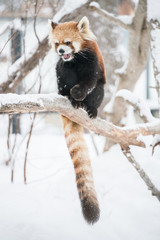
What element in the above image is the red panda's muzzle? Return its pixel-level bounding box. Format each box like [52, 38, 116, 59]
[63, 54, 71, 60]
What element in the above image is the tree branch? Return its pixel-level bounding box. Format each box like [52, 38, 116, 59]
[0, 36, 49, 93]
[0, 93, 160, 148]
[122, 147, 160, 201]
[89, 1, 134, 31]
[116, 89, 155, 123]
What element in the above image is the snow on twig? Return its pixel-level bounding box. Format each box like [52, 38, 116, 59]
[90, 1, 134, 30]
[116, 89, 155, 122]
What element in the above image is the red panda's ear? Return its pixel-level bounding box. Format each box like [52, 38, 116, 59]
[48, 19, 58, 30]
[77, 16, 96, 41]
[77, 16, 89, 34]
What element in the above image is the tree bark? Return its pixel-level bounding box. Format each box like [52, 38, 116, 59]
[108, 0, 150, 126]
[91, 0, 150, 150]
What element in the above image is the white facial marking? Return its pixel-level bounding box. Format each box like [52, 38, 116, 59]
[55, 39, 59, 44]
[57, 44, 73, 61]
[57, 45, 72, 54]
[64, 38, 71, 43]
[72, 41, 81, 53]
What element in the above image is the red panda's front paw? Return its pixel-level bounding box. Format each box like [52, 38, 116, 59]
[68, 96, 81, 109]
[87, 106, 97, 118]
[70, 84, 87, 101]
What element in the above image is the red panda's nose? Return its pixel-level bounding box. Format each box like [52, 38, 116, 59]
[59, 49, 65, 54]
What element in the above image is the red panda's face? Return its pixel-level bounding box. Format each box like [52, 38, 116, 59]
[48, 17, 96, 62]
[49, 22, 83, 62]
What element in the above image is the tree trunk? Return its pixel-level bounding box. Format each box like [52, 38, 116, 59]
[104, 0, 150, 150]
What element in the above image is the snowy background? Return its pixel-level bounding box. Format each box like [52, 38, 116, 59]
[0, 0, 160, 239]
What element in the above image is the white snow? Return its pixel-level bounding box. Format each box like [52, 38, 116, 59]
[0, 127, 160, 240]
[0, 4, 5, 13]
[115, 58, 128, 75]
[90, 1, 100, 9]
[12, 18, 22, 31]
[0, 1, 160, 238]
[116, 89, 155, 122]
[117, 15, 134, 25]
[147, 0, 160, 21]
[0, 93, 45, 107]
[150, 23, 160, 76]
[53, 0, 88, 22]
[90, 1, 134, 25]
[0, 22, 10, 36]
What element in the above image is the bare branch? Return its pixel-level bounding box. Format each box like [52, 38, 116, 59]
[0, 36, 49, 93]
[89, 1, 133, 31]
[0, 31, 17, 55]
[0, 22, 10, 36]
[0, 93, 160, 148]
[122, 147, 160, 201]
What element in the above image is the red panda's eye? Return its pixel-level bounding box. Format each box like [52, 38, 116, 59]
[55, 42, 59, 47]
[66, 41, 71, 45]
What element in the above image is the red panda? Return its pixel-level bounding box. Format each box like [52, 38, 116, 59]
[49, 16, 106, 224]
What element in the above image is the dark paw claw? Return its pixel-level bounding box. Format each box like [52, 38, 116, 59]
[87, 107, 97, 118]
[68, 97, 81, 109]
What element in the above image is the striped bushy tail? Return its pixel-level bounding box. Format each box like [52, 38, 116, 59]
[61, 116, 100, 224]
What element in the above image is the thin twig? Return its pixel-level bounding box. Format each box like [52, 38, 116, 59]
[90, 133, 99, 156]
[22, 0, 29, 60]
[24, 113, 37, 184]
[33, 0, 40, 45]
[24, 60, 42, 184]
[122, 146, 160, 201]
[6, 115, 12, 165]
[152, 141, 160, 155]
[0, 31, 16, 55]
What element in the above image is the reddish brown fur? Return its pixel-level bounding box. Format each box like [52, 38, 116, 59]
[49, 18, 103, 224]
[82, 40, 106, 80]
[61, 116, 100, 224]
[49, 21, 106, 80]
[49, 21, 84, 52]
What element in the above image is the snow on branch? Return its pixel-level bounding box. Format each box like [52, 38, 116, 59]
[0, 36, 49, 93]
[0, 92, 160, 148]
[116, 89, 160, 201]
[116, 89, 155, 122]
[1, 92, 160, 201]
[89, 1, 134, 30]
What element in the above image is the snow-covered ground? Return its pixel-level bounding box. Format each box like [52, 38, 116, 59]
[1, 1, 160, 239]
[0, 117, 160, 240]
